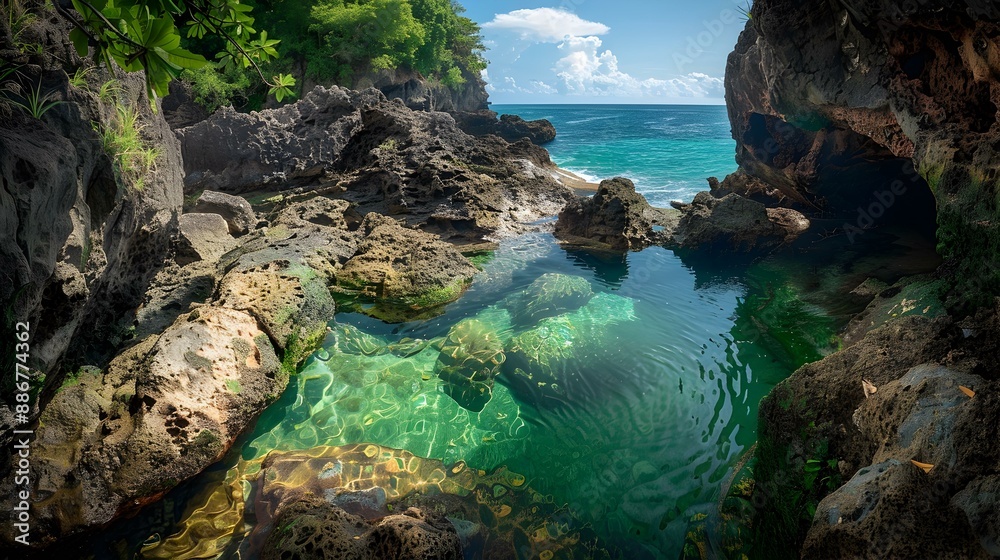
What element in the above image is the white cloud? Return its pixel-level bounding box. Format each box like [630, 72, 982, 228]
[482, 69, 557, 96]
[554, 36, 724, 98]
[483, 8, 610, 43]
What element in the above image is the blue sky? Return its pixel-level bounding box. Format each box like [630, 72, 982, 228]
[461, 1, 751, 105]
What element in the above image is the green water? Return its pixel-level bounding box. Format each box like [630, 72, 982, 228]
[121, 230, 862, 560]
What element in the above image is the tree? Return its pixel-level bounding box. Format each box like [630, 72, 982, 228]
[54, 0, 296, 102]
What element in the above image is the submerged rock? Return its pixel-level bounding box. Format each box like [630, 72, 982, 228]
[502, 272, 594, 327]
[435, 319, 506, 412]
[261, 498, 463, 560]
[500, 293, 637, 406]
[554, 177, 675, 251]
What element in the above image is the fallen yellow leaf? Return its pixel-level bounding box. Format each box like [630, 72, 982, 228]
[862, 379, 878, 399]
[911, 460, 934, 474]
[959, 386, 976, 398]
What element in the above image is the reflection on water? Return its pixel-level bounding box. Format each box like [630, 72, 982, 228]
[92, 230, 911, 560]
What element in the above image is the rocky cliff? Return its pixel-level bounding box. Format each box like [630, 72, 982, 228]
[724, 1, 1000, 557]
[0, 18, 184, 423]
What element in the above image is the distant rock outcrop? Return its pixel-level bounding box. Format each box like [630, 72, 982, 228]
[177, 86, 572, 243]
[554, 177, 675, 251]
[453, 110, 557, 144]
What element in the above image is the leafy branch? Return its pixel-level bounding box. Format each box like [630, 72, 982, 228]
[54, 0, 296, 104]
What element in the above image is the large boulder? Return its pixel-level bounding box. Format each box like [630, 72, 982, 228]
[15, 306, 283, 546]
[335, 213, 480, 320]
[554, 177, 674, 251]
[670, 192, 809, 253]
[174, 213, 235, 265]
[191, 190, 256, 236]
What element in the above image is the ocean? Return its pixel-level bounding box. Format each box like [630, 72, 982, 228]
[491, 104, 737, 206]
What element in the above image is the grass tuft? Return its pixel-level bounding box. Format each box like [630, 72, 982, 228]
[96, 103, 160, 191]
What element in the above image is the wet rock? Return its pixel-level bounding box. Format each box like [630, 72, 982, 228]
[554, 177, 673, 251]
[191, 190, 256, 236]
[502, 273, 594, 327]
[435, 319, 505, 412]
[16, 307, 283, 546]
[175, 213, 235, 265]
[261, 498, 462, 560]
[335, 214, 480, 319]
[670, 192, 809, 253]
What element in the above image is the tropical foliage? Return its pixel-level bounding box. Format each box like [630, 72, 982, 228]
[182, 0, 485, 109]
[51, 0, 296, 103]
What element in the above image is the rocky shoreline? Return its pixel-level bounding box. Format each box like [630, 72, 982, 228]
[2, 1, 1000, 558]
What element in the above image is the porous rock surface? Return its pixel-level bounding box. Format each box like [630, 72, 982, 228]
[177, 86, 572, 242]
[722, 2, 1000, 555]
[453, 109, 557, 144]
[0, 196, 480, 547]
[554, 177, 676, 251]
[670, 192, 810, 253]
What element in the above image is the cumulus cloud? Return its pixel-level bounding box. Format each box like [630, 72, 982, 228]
[554, 36, 724, 98]
[483, 8, 610, 43]
[484, 72, 558, 96]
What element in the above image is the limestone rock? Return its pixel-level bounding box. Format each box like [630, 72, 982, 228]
[554, 177, 673, 251]
[175, 213, 235, 265]
[336, 214, 479, 313]
[15, 307, 282, 546]
[192, 190, 256, 236]
[671, 192, 809, 253]
[177, 86, 572, 243]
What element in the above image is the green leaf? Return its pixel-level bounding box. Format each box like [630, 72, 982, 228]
[70, 28, 90, 57]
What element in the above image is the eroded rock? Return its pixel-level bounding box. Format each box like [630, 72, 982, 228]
[554, 177, 674, 251]
[671, 192, 809, 253]
[192, 190, 256, 236]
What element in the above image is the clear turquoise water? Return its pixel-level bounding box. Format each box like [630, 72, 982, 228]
[491, 104, 736, 206]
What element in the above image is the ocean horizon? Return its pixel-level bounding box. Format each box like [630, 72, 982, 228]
[492, 103, 737, 207]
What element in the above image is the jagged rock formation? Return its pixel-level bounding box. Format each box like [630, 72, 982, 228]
[0, 27, 184, 408]
[724, 1, 1000, 557]
[453, 110, 557, 144]
[177, 86, 572, 242]
[554, 177, 676, 251]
